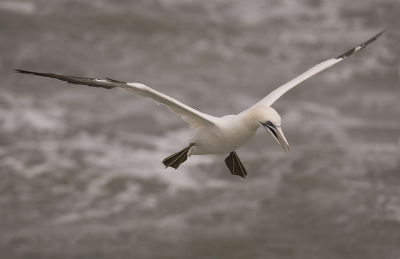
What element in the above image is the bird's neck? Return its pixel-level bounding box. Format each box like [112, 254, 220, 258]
[217, 111, 260, 136]
[236, 110, 262, 130]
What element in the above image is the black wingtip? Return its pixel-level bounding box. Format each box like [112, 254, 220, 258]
[360, 27, 389, 47]
[377, 27, 390, 37]
[106, 77, 127, 84]
[14, 69, 48, 76]
[335, 28, 389, 60]
[14, 69, 31, 74]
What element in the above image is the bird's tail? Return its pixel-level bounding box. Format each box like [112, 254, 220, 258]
[162, 143, 195, 169]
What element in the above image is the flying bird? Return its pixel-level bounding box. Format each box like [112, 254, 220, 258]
[15, 29, 387, 179]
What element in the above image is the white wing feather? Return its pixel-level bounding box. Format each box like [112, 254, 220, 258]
[250, 28, 388, 108]
[15, 70, 217, 130]
[119, 83, 217, 130]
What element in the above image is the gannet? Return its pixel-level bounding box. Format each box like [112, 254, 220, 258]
[15, 29, 387, 179]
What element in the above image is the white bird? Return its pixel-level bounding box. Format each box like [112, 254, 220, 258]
[15, 29, 387, 179]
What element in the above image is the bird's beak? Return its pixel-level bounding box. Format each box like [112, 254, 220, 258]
[264, 125, 290, 154]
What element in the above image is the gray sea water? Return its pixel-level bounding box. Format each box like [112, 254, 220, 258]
[1, 0, 399, 258]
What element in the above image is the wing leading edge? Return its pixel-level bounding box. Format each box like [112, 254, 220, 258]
[15, 69, 217, 130]
[249, 28, 388, 108]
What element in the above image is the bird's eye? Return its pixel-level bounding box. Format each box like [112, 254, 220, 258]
[265, 121, 274, 127]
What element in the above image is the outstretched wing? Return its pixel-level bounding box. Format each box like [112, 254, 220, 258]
[15, 69, 218, 130]
[250, 28, 388, 108]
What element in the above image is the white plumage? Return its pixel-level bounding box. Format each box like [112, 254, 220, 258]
[15, 29, 387, 178]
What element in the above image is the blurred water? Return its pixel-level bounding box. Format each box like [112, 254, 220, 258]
[1, 0, 399, 258]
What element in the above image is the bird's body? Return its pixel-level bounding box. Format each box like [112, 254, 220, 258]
[189, 112, 259, 156]
[15, 29, 387, 179]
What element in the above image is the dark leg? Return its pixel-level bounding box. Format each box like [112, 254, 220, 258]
[225, 151, 248, 179]
[162, 143, 195, 169]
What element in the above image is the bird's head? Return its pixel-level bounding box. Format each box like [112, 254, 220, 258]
[248, 106, 290, 154]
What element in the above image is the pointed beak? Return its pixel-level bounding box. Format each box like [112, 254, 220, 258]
[264, 125, 290, 154]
